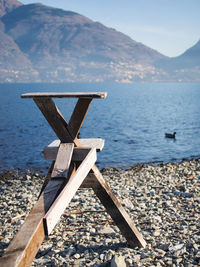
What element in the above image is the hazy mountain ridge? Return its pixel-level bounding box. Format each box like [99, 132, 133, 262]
[0, 0, 199, 83]
[154, 40, 200, 82]
[157, 40, 200, 70]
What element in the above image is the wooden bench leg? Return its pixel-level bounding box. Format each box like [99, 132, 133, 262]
[0, 179, 65, 267]
[83, 166, 146, 248]
[0, 143, 74, 267]
[68, 97, 92, 139]
[44, 148, 97, 235]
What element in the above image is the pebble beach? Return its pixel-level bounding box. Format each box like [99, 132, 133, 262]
[0, 159, 200, 266]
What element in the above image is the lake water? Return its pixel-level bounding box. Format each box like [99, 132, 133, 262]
[0, 82, 200, 172]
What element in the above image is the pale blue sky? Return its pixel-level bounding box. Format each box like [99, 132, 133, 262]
[21, 0, 200, 57]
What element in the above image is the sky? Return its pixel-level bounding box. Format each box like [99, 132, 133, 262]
[21, 0, 200, 57]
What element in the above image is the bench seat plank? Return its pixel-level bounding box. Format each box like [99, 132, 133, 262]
[43, 138, 104, 160]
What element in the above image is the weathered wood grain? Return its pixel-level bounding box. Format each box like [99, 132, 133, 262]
[0, 144, 75, 266]
[44, 148, 97, 235]
[21, 92, 107, 99]
[70, 148, 93, 162]
[68, 98, 92, 139]
[51, 143, 74, 178]
[33, 97, 146, 248]
[78, 138, 104, 151]
[0, 178, 66, 267]
[89, 165, 147, 248]
[33, 97, 73, 143]
[10, 89, 146, 267]
[80, 172, 100, 188]
[43, 138, 105, 160]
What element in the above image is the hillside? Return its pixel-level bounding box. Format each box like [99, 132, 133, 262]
[173, 40, 200, 68]
[0, 0, 22, 17]
[1, 2, 166, 82]
[0, 0, 199, 83]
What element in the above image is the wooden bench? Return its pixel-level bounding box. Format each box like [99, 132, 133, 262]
[0, 92, 146, 267]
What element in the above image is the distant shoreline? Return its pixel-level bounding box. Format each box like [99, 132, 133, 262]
[1, 156, 200, 178]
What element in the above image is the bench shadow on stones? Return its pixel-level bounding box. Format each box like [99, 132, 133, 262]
[0, 242, 10, 257]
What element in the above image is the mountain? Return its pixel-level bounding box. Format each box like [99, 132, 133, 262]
[173, 40, 200, 68]
[0, 0, 22, 17]
[0, 1, 36, 82]
[154, 40, 200, 82]
[2, 3, 165, 63]
[0, 1, 199, 82]
[157, 40, 200, 70]
[0, 2, 168, 82]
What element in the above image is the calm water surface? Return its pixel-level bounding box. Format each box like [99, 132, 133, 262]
[0, 82, 200, 171]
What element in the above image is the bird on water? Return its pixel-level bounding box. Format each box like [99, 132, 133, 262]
[165, 132, 176, 139]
